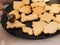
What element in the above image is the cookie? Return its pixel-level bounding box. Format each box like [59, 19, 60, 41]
[22, 0, 30, 5]
[13, 1, 25, 10]
[57, 23, 60, 30]
[39, 2, 46, 7]
[31, 2, 39, 8]
[52, 4, 60, 7]
[9, 10, 20, 19]
[7, 20, 25, 29]
[31, 2, 46, 8]
[21, 13, 38, 22]
[32, 21, 47, 36]
[42, 0, 50, 2]
[33, 7, 46, 15]
[32, 0, 50, 2]
[32, 0, 42, 2]
[39, 13, 54, 23]
[54, 14, 60, 23]
[43, 22, 58, 34]
[19, 6, 31, 14]
[22, 27, 33, 35]
[45, 5, 51, 11]
[50, 4, 60, 13]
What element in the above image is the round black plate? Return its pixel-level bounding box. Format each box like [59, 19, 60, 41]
[1, 0, 60, 40]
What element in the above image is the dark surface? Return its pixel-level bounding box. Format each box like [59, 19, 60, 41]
[1, 0, 60, 40]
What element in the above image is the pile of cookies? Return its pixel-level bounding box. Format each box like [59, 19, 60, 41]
[7, 0, 60, 36]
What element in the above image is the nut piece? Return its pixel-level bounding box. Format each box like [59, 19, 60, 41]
[8, 14, 16, 23]
[9, 10, 20, 19]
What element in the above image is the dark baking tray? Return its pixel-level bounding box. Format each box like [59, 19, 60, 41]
[1, 0, 60, 40]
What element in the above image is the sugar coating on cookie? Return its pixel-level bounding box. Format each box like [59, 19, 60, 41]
[44, 22, 58, 34]
[21, 13, 38, 22]
[19, 6, 31, 14]
[13, 1, 25, 10]
[7, 20, 25, 29]
[39, 13, 54, 23]
[22, 27, 33, 35]
[9, 10, 20, 19]
[32, 21, 47, 36]
[33, 7, 45, 15]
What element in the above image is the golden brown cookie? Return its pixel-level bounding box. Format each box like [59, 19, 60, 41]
[22, 27, 33, 35]
[7, 20, 26, 29]
[21, 13, 38, 22]
[43, 22, 58, 34]
[52, 4, 60, 7]
[54, 14, 60, 23]
[57, 23, 60, 30]
[9, 10, 20, 19]
[31, 2, 46, 8]
[13, 1, 25, 10]
[19, 6, 31, 14]
[42, 0, 50, 2]
[38, 2, 46, 7]
[45, 5, 51, 11]
[50, 4, 60, 13]
[31, 2, 39, 8]
[32, 0, 50, 2]
[32, 0, 42, 2]
[32, 7, 46, 15]
[32, 21, 47, 36]
[22, 0, 30, 5]
[39, 13, 55, 23]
